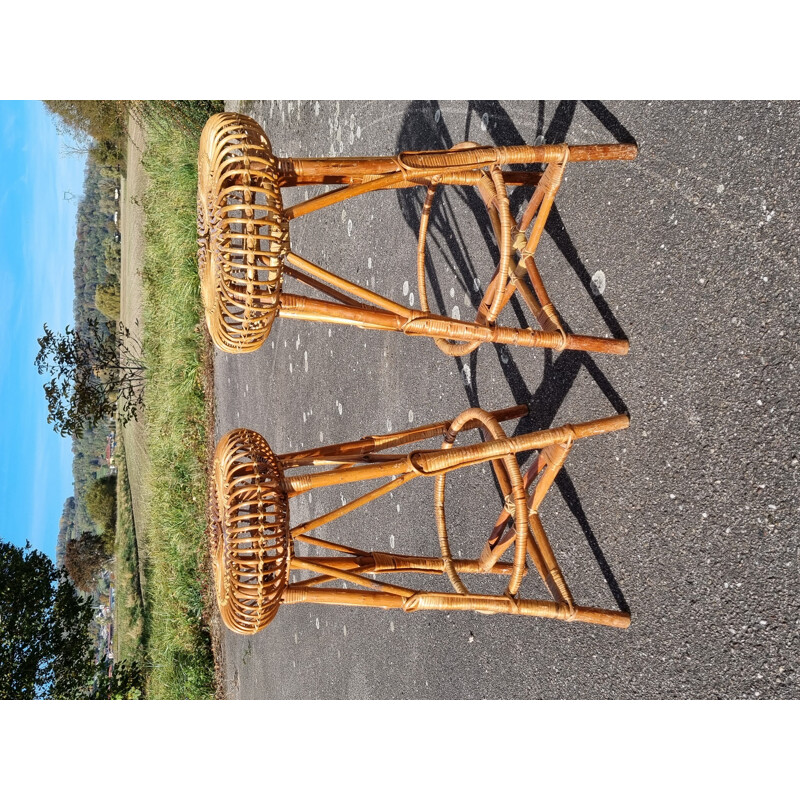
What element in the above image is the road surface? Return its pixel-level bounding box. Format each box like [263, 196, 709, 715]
[211, 100, 799, 699]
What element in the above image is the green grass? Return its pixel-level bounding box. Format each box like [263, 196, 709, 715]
[112, 434, 145, 666]
[138, 104, 222, 699]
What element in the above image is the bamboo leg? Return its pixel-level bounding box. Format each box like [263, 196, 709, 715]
[284, 415, 629, 495]
[402, 306, 628, 355]
[285, 252, 412, 317]
[280, 147, 547, 192]
[292, 533, 366, 556]
[279, 264, 627, 355]
[282, 587, 630, 628]
[527, 512, 575, 608]
[279, 147, 543, 186]
[401, 592, 630, 628]
[289, 475, 412, 529]
[293, 553, 520, 579]
[279, 293, 408, 331]
[399, 143, 634, 171]
[279, 168, 543, 188]
[283, 143, 636, 220]
[278, 143, 635, 187]
[284, 169, 443, 220]
[282, 264, 370, 309]
[284, 586, 405, 611]
[282, 293, 571, 348]
[411, 415, 630, 478]
[280, 403, 527, 468]
[291, 552, 524, 591]
[290, 556, 416, 598]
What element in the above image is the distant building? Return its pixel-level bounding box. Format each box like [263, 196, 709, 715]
[105, 434, 117, 467]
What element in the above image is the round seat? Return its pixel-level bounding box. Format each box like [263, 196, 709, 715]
[211, 428, 291, 634]
[197, 113, 289, 353]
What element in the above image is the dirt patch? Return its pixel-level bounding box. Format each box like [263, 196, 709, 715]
[119, 113, 150, 595]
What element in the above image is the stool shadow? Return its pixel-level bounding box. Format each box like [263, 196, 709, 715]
[395, 100, 634, 613]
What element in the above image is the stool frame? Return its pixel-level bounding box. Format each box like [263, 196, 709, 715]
[211, 404, 630, 635]
[197, 112, 636, 356]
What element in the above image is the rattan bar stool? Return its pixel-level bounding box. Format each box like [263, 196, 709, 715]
[211, 404, 631, 635]
[197, 112, 636, 357]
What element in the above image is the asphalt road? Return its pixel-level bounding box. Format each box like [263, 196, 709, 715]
[211, 100, 798, 699]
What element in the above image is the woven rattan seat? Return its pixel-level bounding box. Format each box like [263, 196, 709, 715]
[211, 405, 631, 635]
[198, 114, 288, 352]
[211, 428, 291, 633]
[198, 112, 637, 356]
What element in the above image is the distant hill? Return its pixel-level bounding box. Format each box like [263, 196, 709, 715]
[53, 151, 123, 575]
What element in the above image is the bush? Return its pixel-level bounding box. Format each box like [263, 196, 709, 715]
[95, 282, 121, 320]
[85, 475, 117, 547]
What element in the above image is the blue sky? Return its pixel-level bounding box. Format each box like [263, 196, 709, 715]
[0, 101, 87, 559]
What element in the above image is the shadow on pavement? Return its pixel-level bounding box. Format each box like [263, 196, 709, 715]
[394, 100, 636, 612]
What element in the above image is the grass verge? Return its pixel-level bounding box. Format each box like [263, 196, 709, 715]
[112, 434, 145, 665]
[138, 105, 221, 698]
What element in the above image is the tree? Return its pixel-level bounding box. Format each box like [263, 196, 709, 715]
[0, 540, 96, 699]
[43, 101, 127, 147]
[95, 282, 121, 320]
[90, 139, 125, 169]
[65, 534, 110, 593]
[103, 238, 122, 277]
[91, 659, 143, 700]
[49, 575, 101, 699]
[85, 476, 117, 550]
[35, 317, 145, 438]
